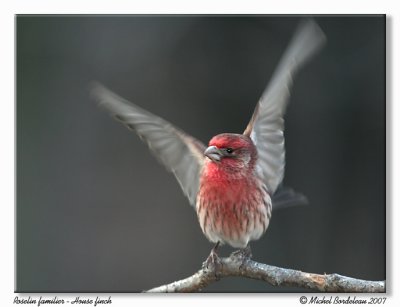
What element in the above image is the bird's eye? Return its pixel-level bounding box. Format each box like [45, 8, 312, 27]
[226, 148, 234, 154]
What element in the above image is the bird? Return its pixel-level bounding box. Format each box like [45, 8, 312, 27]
[91, 19, 326, 263]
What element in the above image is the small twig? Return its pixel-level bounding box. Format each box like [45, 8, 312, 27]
[144, 251, 385, 293]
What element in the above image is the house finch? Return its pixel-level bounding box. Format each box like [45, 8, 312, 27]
[91, 19, 325, 261]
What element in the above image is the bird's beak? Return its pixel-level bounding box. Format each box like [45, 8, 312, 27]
[204, 146, 222, 162]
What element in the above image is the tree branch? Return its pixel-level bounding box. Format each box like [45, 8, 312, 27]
[145, 251, 385, 293]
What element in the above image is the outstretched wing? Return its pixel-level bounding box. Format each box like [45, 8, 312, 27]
[91, 83, 206, 206]
[243, 19, 326, 194]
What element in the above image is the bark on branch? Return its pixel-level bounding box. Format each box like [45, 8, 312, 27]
[145, 251, 385, 293]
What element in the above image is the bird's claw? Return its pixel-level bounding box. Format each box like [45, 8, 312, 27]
[232, 245, 252, 259]
[202, 242, 222, 279]
[203, 249, 220, 269]
[231, 245, 252, 270]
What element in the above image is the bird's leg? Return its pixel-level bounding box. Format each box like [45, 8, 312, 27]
[242, 244, 252, 258]
[232, 244, 252, 258]
[231, 244, 252, 270]
[202, 241, 221, 271]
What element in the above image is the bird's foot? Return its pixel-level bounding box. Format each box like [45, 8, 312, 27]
[231, 245, 252, 270]
[202, 242, 222, 278]
[232, 245, 252, 259]
[203, 249, 220, 269]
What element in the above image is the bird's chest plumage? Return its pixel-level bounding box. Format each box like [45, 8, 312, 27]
[196, 163, 271, 248]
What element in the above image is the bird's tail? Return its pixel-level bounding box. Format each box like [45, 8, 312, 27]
[271, 185, 309, 211]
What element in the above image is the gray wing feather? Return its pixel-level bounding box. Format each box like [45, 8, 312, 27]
[244, 19, 326, 194]
[91, 83, 206, 206]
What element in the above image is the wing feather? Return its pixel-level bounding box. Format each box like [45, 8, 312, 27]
[244, 19, 326, 194]
[91, 83, 206, 206]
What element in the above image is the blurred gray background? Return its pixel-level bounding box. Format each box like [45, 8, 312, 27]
[16, 16, 385, 292]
